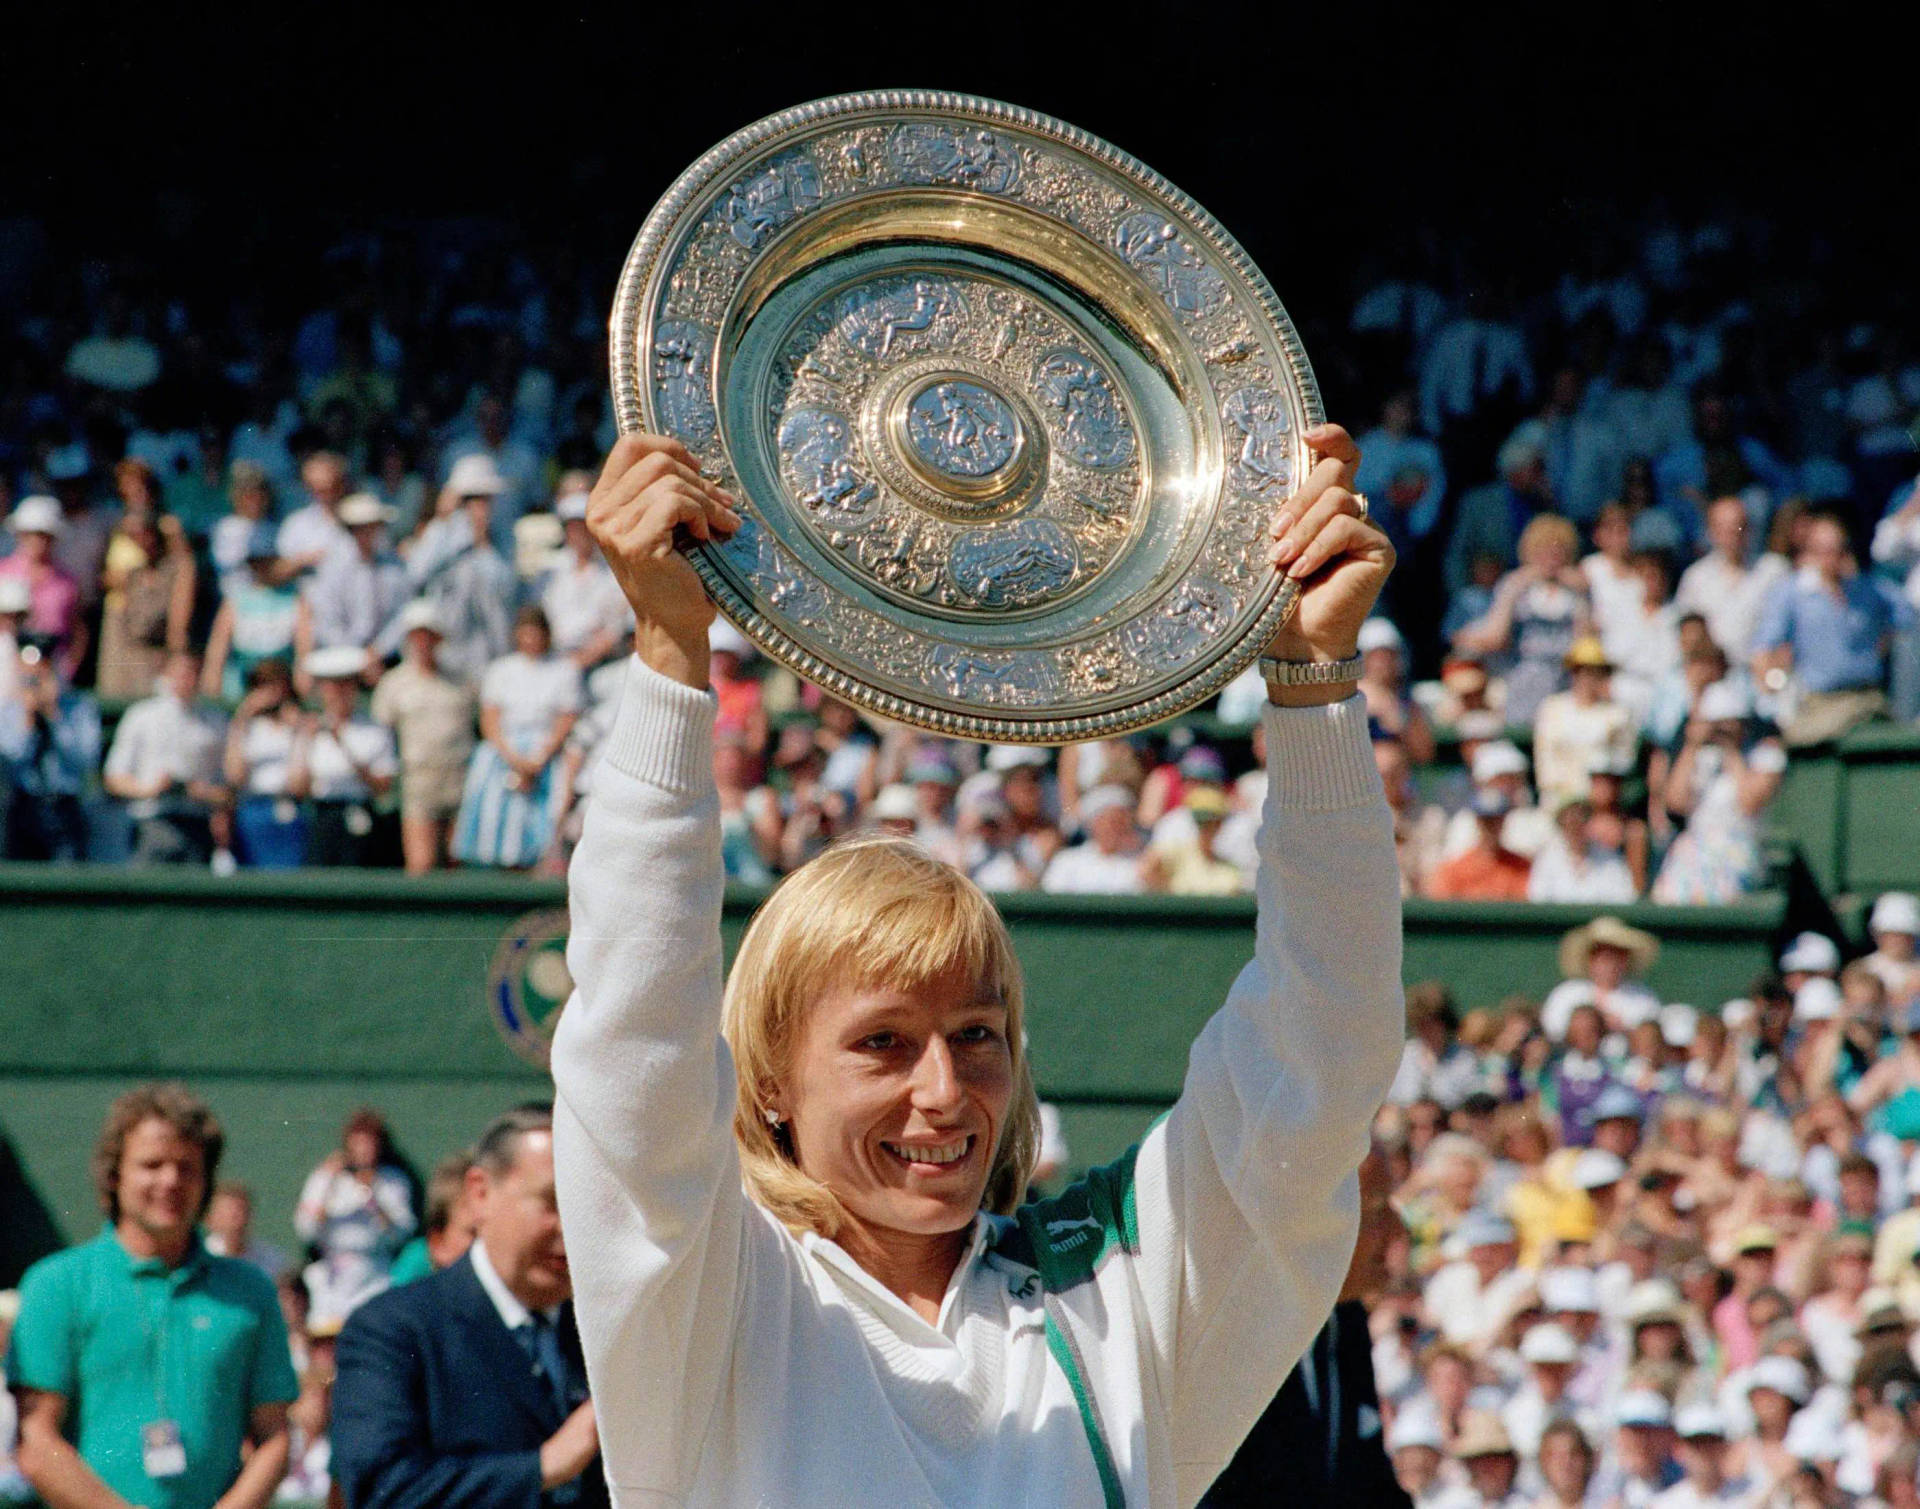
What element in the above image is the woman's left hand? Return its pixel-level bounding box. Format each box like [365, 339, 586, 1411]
[1263, 422, 1396, 666]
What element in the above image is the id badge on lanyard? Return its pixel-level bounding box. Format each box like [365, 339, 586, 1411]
[143, 1282, 187, 1479]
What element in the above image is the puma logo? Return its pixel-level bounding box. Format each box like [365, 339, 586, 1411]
[1045, 1215, 1103, 1240]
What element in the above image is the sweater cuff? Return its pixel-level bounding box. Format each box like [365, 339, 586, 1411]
[1260, 693, 1381, 812]
[602, 654, 717, 794]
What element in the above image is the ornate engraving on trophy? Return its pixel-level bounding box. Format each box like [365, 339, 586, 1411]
[720, 150, 823, 249]
[886, 122, 1022, 194]
[777, 409, 878, 518]
[1221, 386, 1294, 495]
[1032, 351, 1135, 469]
[653, 321, 717, 442]
[947, 520, 1080, 610]
[1123, 576, 1238, 670]
[904, 380, 1023, 480]
[1111, 211, 1229, 317]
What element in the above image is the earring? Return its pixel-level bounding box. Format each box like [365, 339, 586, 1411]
[762, 1106, 783, 1128]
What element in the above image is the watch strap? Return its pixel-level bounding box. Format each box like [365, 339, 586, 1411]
[1257, 653, 1364, 687]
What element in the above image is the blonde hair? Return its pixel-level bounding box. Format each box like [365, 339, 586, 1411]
[721, 833, 1041, 1238]
[1518, 513, 1579, 568]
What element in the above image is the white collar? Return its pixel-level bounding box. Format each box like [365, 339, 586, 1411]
[797, 1216, 993, 1341]
[469, 1237, 560, 1331]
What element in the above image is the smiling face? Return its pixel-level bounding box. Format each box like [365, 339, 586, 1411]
[777, 963, 1013, 1246]
[118, 1117, 207, 1252]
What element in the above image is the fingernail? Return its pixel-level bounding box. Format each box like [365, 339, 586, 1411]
[1270, 512, 1293, 539]
[1275, 536, 1300, 566]
[1287, 555, 1311, 579]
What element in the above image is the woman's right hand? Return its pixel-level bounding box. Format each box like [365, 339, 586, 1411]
[588, 434, 742, 689]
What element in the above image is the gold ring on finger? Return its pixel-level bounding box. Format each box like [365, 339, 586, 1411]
[1350, 491, 1370, 522]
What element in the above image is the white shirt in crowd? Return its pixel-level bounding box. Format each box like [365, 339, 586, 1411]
[541, 556, 633, 657]
[1673, 552, 1790, 659]
[301, 717, 399, 801]
[1527, 837, 1638, 904]
[102, 691, 227, 819]
[1040, 841, 1144, 895]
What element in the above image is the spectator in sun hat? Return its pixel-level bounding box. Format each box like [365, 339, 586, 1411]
[293, 645, 399, 867]
[0, 494, 82, 670]
[1385, 1407, 1447, 1507]
[1532, 634, 1637, 805]
[1862, 892, 1920, 1009]
[371, 598, 478, 874]
[541, 488, 632, 671]
[1542, 915, 1662, 1040]
[1141, 784, 1247, 897]
[1446, 1411, 1522, 1507]
[1040, 783, 1145, 895]
[408, 453, 518, 686]
[298, 492, 410, 675]
[1356, 615, 1436, 764]
[1728, 1353, 1812, 1494]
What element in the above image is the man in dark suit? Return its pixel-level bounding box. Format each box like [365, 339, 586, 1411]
[333, 1105, 608, 1508]
[1202, 1144, 1412, 1507]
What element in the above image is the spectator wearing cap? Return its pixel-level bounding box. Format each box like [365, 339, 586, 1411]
[102, 647, 232, 865]
[408, 454, 519, 686]
[1863, 893, 1920, 1011]
[298, 493, 411, 678]
[1040, 783, 1145, 894]
[221, 658, 311, 868]
[962, 789, 1038, 892]
[1728, 1353, 1811, 1495]
[1445, 1411, 1524, 1508]
[541, 489, 632, 672]
[371, 600, 478, 874]
[453, 604, 582, 870]
[1660, 1403, 1756, 1508]
[1140, 783, 1246, 896]
[1425, 1210, 1533, 1348]
[439, 390, 544, 550]
[1778, 932, 1842, 997]
[275, 450, 354, 577]
[1649, 678, 1785, 904]
[1442, 738, 1551, 865]
[1754, 510, 1912, 746]
[901, 750, 964, 868]
[1537, 1264, 1615, 1403]
[0, 494, 83, 672]
[1425, 785, 1532, 901]
[1675, 495, 1790, 665]
[1532, 635, 1637, 807]
[1356, 617, 1437, 764]
[0, 609, 100, 862]
[1386, 1409, 1449, 1507]
[704, 619, 767, 750]
[1528, 790, 1638, 904]
[1714, 1226, 1782, 1373]
[1502, 1322, 1599, 1459]
[292, 647, 399, 867]
[1456, 514, 1595, 724]
[1543, 916, 1662, 1040]
[1592, 1388, 1682, 1505]
[201, 525, 300, 704]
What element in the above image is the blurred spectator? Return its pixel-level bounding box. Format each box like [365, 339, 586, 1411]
[1862, 892, 1920, 1010]
[298, 493, 409, 673]
[332, 1105, 607, 1509]
[275, 451, 352, 578]
[409, 456, 517, 686]
[1583, 502, 1644, 651]
[1754, 512, 1911, 746]
[1528, 794, 1638, 904]
[101, 648, 230, 865]
[440, 392, 543, 550]
[209, 460, 277, 595]
[1390, 984, 1484, 1110]
[1041, 784, 1145, 894]
[96, 507, 197, 702]
[1871, 474, 1920, 611]
[0, 495, 83, 673]
[1583, 755, 1650, 895]
[453, 605, 581, 870]
[202, 528, 300, 704]
[1608, 551, 1685, 720]
[293, 647, 398, 867]
[294, 1108, 417, 1328]
[1377, 736, 1448, 897]
[715, 731, 776, 884]
[706, 620, 768, 750]
[1442, 740, 1551, 863]
[1444, 425, 1554, 595]
[371, 599, 477, 875]
[1426, 788, 1532, 901]
[204, 1180, 293, 1283]
[9, 1085, 297, 1509]
[1359, 617, 1437, 763]
[388, 1152, 479, 1286]
[1650, 679, 1785, 904]
[902, 750, 964, 867]
[1666, 1403, 1753, 1506]
[223, 658, 310, 868]
[0, 629, 99, 861]
[1457, 514, 1593, 724]
[1675, 494, 1789, 664]
[542, 489, 631, 671]
[1447, 1410, 1523, 1503]
[1543, 916, 1661, 1038]
[1140, 785, 1247, 895]
[1354, 389, 1447, 567]
[1532, 636, 1637, 805]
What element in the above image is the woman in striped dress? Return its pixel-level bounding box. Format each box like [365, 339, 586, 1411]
[452, 605, 582, 868]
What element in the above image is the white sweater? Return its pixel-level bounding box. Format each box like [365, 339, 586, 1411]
[552, 656, 1404, 1508]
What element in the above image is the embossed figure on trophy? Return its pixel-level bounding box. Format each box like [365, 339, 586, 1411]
[1111, 211, 1229, 317]
[778, 409, 877, 518]
[929, 644, 1051, 705]
[906, 382, 1019, 480]
[721, 153, 823, 249]
[948, 521, 1078, 610]
[885, 123, 1021, 194]
[1221, 386, 1294, 494]
[1124, 576, 1235, 669]
[653, 322, 716, 441]
[837, 278, 956, 359]
[1033, 353, 1134, 469]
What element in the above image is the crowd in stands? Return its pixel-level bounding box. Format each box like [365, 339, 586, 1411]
[13, 903, 1920, 1504]
[1, 207, 1916, 895]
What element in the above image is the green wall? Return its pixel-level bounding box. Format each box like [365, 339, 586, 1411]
[0, 864, 1788, 1284]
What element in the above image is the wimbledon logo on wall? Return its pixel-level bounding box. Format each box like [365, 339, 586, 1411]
[489, 909, 574, 1068]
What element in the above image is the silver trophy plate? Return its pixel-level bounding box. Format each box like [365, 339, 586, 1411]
[611, 90, 1318, 742]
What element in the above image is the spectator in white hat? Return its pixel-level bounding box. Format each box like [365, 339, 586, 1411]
[371, 600, 477, 874]
[541, 489, 632, 671]
[275, 450, 354, 576]
[0, 495, 83, 673]
[407, 458, 517, 686]
[292, 646, 398, 867]
[1727, 1353, 1810, 1496]
[1777, 931, 1842, 994]
[1386, 1406, 1449, 1507]
[1863, 892, 1920, 1009]
[1039, 784, 1145, 895]
[1650, 677, 1785, 904]
[1590, 1389, 1681, 1505]
[1665, 1403, 1756, 1508]
[1357, 615, 1436, 764]
[298, 494, 410, 677]
[1425, 1211, 1533, 1349]
[1442, 738, 1551, 863]
[1502, 1323, 1598, 1460]
[439, 391, 542, 550]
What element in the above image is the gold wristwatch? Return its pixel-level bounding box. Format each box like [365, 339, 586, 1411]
[1257, 653, 1364, 688]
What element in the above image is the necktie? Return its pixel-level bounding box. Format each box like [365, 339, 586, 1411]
[521, 1312, 571, 1418]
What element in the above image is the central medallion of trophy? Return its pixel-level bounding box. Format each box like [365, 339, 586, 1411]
[770, 269, 1143, 616]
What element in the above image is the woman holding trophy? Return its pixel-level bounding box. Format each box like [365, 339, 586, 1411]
[550, 408, 1402, 1506]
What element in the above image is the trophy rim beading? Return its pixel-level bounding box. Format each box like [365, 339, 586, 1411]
[610, 89, 1317, 744]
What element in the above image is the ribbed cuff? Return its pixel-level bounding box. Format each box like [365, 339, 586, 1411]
[602, 654, 717, 794]
[1260, 694, 1382, 811]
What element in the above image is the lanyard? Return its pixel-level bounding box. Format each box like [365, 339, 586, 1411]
[140, 1269, 175, 1418]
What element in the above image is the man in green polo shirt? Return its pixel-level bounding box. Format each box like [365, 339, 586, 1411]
[8, 1084, 297, 1509]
